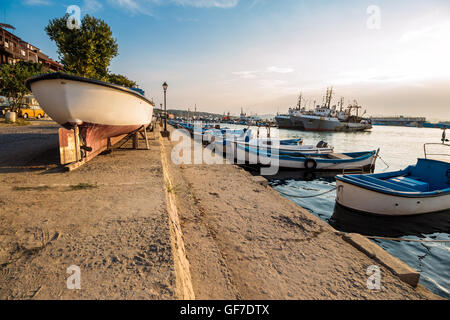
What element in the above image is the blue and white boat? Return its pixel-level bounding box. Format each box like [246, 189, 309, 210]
[233, 142, 378, 171]
[335, 136, 450, 216]
[209, 129, 334, 155]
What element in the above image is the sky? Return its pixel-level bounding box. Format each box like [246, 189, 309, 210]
[1, 0, 450, 120]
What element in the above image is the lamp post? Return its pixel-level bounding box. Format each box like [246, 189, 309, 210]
[162, 82, 169, 137]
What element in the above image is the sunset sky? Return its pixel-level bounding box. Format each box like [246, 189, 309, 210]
[2, 0, 450, 120]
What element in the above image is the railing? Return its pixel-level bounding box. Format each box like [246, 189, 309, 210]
[423, 143, 450, 159]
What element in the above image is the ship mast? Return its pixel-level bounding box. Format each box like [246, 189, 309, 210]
[297, 93, 302, 110]
[339, 97, 344, 112]
[324, 87, 333, 109]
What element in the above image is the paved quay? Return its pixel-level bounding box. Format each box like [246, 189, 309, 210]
[0, 122, 443, 299]
[161, 125, 442, 300]
[0, 123, 176, 299]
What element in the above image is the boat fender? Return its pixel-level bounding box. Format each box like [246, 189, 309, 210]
[304, 158, 317, 170]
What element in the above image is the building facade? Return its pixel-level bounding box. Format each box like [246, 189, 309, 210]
[0, 26, 63, 71]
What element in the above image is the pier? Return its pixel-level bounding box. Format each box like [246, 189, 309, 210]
[0, 121, 442, 299]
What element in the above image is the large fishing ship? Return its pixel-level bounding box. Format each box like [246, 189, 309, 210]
[276, 88, 372, 132]
[274, 94, 306, 129]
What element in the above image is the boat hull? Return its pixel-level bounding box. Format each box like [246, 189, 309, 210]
[298, 115, 372, 132]
[336, 180, 450, 216]
[233, 144, 376, 171]
[28, 77, 153, 129]
[26, 73, 154, 164]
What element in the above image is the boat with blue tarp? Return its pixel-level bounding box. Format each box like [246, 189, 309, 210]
[335, 132, 450, 216]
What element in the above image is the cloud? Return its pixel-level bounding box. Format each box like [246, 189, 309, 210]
[83, 0, 103, 13]
[23, 0, 52, 5]
[107, 0, 238, 15]
[266, 66, 294, 74]
[173, 0, 238, 8]
[248, 0, 263, 9]
[400, 20, 450, 44]
[233, 66, 295, 79]
[175, 17, 200, 22]
[232, 71, 259, 79]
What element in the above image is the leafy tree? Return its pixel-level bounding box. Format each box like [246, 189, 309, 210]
[45, 14, 118, 80]
[108, 73, 137, 88]
[0, 61, 43, 112]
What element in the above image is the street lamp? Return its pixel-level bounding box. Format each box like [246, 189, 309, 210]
[161, 82, 169, 137]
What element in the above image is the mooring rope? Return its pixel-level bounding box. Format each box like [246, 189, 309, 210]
[277, 187, 337, 198]
[363, 235, 450, 243]
[336, 232, 450, 243]
[377, 154, 390, 171]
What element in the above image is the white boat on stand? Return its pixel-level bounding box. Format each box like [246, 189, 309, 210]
[26, 72, 154, 168]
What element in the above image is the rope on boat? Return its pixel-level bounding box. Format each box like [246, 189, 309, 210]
[376, 154, 390, 171]
[278, 187, 337, 198]
[365, 236, 450, 243]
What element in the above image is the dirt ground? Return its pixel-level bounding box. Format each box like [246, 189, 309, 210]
[0, 123, 176, 299]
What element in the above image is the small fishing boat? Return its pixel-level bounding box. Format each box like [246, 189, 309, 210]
[335, 134, 450, 216]
[208, 129, 335, 156]
[233, 142, 378, 171]
[26, 72, 154, 165]
[335, 158, 450, 216]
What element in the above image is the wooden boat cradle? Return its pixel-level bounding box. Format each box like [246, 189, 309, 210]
[59, 122, 155, 171]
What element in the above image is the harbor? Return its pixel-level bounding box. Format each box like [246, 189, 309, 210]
[0, 120, 444, 300]
[1, 1, 449, 307]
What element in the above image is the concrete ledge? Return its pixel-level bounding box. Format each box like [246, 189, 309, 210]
[342, 233, 420, 287]
[160, 134, 196, 300]
[251, 175, 268, 187]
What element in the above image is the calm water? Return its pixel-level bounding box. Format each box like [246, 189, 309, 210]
[226, 124, 450, 298]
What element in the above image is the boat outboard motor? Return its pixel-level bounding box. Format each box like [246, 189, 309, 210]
[442, 128, 448, 143]
[316, 141, 329, 148]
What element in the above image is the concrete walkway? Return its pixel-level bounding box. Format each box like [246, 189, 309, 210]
[0, 124, 176, 299]
[160, 126, 441, 300]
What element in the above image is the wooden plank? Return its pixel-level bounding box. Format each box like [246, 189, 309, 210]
[65, 134, 127, 171]
[327, 153, 352, 160]
[58, 128, 81, 165]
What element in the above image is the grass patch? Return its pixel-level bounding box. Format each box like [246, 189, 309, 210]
[69, 183, 98, 191]
[0, 118, 31, 126]
[13, 118, 31, 126]
[13, 185, 51, 191]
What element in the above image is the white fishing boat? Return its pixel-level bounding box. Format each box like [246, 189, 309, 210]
[26, 72, 154, 164]
[335, 135, 450, 216]
[233, 142, 377, 171]
[207, 128, 334, 155]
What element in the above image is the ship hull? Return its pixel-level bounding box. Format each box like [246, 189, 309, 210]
[276, 115, 306, 130]
[299, 115, 372, 132]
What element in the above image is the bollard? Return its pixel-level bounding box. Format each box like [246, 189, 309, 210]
[5, 111, 17, 123]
